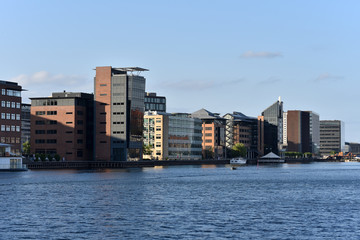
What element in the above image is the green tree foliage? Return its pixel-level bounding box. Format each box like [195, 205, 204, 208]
[143, 144, 153, 156]
[22, 141, 31, 156]
[231, 143, 247, 158]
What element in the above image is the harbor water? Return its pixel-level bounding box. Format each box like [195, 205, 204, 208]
[1, 162, 360, 239]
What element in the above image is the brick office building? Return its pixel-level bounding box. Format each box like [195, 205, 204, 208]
[0, 81, 22, 155]
[94, 66, 147, 161]
[30, 92, 94, 161]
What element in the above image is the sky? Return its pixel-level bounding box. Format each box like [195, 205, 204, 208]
[1, 0, 359, 141]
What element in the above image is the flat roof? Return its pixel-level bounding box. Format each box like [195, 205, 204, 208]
[113, 67, 149, 72]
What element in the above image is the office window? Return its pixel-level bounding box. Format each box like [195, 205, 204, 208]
[16, 103, 20, 108]
[35, 120, 45, 125]
[35, 130, 45, 134]
[16, 126, 20, 132]
[36, 111, 45, 115]
[66, 112, 73, 114]
[11, 102, 15, 108]
[1, 89, 5, 95]
[1, 101, 5, 107]
[1, 125, 4, 131]
[47, 139, 57, 144]
[1, 113, 4, 119]
[11, 114, 15, 120]
[6, 113, 10, 119]
[47, 111, 57, 115]
[7, 90, 13, 96]
[6, 102, 10, 108]
[16, 114, 20, 120]
[11, 126, 15, 131]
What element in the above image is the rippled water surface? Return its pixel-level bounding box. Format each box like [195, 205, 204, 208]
[1, 162, 360, 239]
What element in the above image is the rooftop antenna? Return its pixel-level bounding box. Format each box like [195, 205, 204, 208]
[278, 96, 281, 102]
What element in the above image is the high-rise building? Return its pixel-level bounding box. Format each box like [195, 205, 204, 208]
[143, 111, 169, 160]
[223, 112, 262, 159]
[261, 97, 284, 154]
[145, 92, 166, 112]
[30, 92, 94, 161]
[0, 80, 22, 155]
[191, 109, 225, 159]
[21, 103, 31, 151]
[308, 111, 320, 154]
[94, 66, 147, 161]
[345, 142, 360, 155]
[320, 120, 345, 156]
[286, 110, 310, 153]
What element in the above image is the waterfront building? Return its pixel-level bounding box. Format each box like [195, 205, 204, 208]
[21, 103, 31, 151]
[30, 92, 94, 161]
[223, 112, 262, 159]
[284, 110, 320, 154]
[168, 113, 202, 160]
[94, 66, 147, 161]
[0, 80, 22, 155]
[286, 110, 310, 153]
[145, 92, 166, 112]
[143, 111, 169, 160]
[320, 120, 345, 156]
[308, 111, 320, 154]
[345, 142, 360, 155]
[261, 97, 284, 154]
[191, 109, 225, 159]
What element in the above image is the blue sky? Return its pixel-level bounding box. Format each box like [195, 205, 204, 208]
[1, 0, 359, 141]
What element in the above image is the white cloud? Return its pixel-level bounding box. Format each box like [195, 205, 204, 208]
[315, 73, 344, 82]
[241, 51, 283, 59]
[258, 77, 282, 85]
[10, 71, 93, 102]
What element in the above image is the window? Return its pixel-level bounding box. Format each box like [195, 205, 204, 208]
[100, 141, 107, 143]
[35, 130, 45, 134]
[66, 152, 73, 155]
[1, 113, 4, 119]
[47, 139, 57, 144]
[66, 122, 73, 124]
[77, 139, 83, 144]
[65, 131, 73, 134]
[77, 111, 83, 115]
[11, 114, 15, 120]
[16, 114, 20, 120]
[6, 113, 10, 119]
[11, 102, 15, 108]
[77, 120, 83, 125]
[1, 101, 5, 107]
[47, 111, 57, 115]
[6, 102, 10, 108]
[205, 127, 212, 130]
[100, 94, 107, 96]
[7, 90, 13, 96]
[35, 120, 45, 125]
[77, 150, 83, 157]
[65, 141, 73, 143]
[1, 89, 5, 95]
[35, 139, 45, 144]
[16, 126, 20, 132]
[0, 137, 4, 143]
[11, 126, 15, 131]
[100, 112, 106, 115]
[48, 120, 57, 125]
[205, 133, 212, 136]
[47, 130, 57, 134]
[66, 112, 73, 115]
[1, 125, 4, 131]
[77, 130, 83, 134]
[16, 103, 20, 108]
[36, 111, 45, 115]
[100, 84, 107, 86]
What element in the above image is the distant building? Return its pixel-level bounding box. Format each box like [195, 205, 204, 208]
[168, 113, 202, 160]
[223, 112, 262, 159]
[261, 97, 284, 154]
[308, 111, 320, 154]
[30, 92, 94, 161]
[320, 120, 345, 156]
[143, 111, 169, 160]
[345, 142, 360, 155]
[94, 66, 147, 161]
[145, 92, 166, 112]
[286, 110, 310, 153]
[0, 80, 22, 155]
[21, 103, 31, 151]
[191, 109, 226, 159]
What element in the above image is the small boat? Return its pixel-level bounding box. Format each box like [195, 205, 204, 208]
[230, 157, 247, 169]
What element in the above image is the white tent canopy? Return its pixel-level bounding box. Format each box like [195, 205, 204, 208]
[260, 152, 280, 159]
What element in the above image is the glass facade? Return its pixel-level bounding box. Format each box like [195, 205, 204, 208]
[262, 99, 283, 154]
[168, 114, 202, 160]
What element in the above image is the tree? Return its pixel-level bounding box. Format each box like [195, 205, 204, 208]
[232, 143, 247, 158]
[23, 141, 31, 156]
[143, 144, 153, 156]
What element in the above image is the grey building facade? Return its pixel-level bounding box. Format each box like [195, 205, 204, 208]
[21, 103, 31, 151]
[145, 92, 166, 112]
[320, 120, 345, 156]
